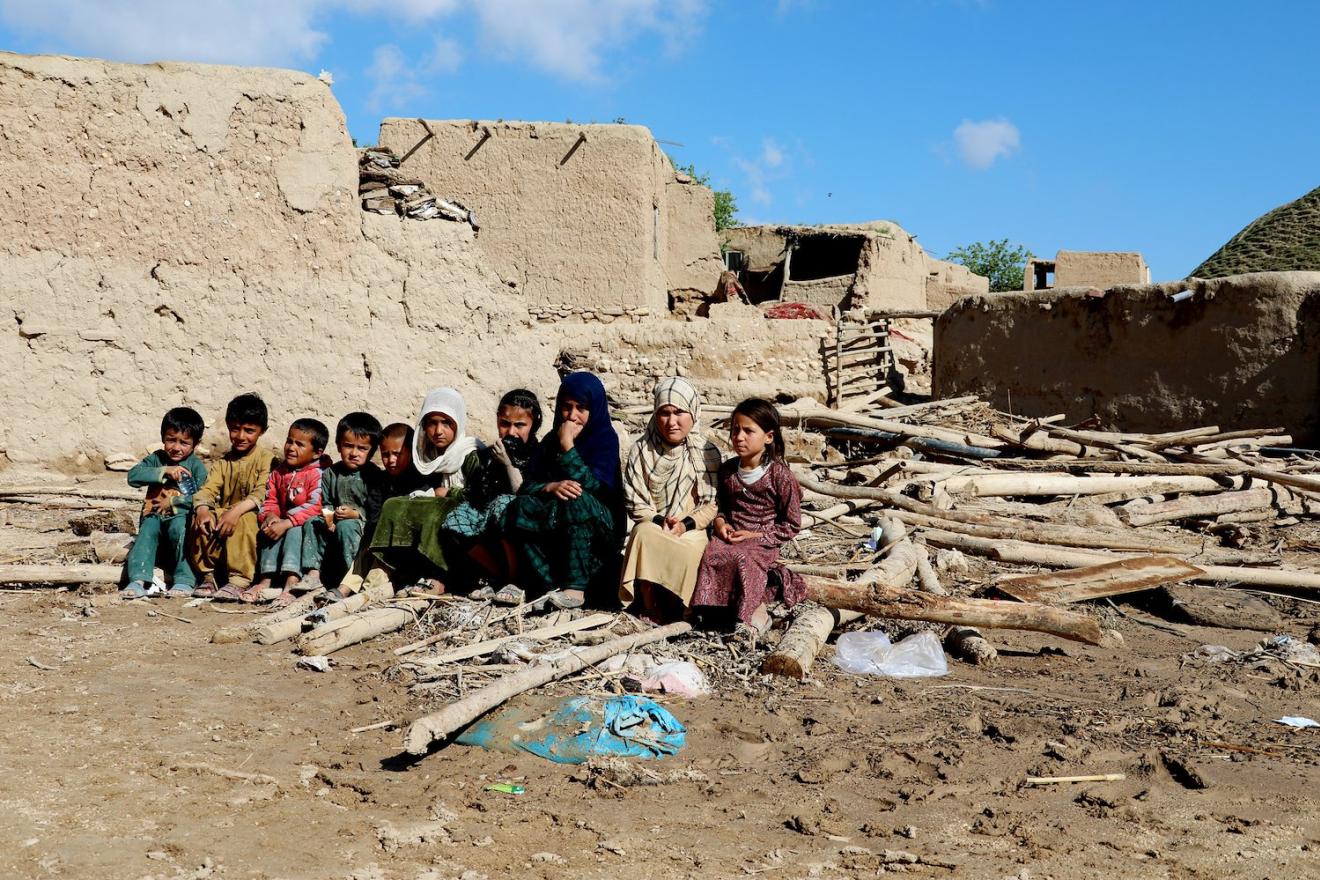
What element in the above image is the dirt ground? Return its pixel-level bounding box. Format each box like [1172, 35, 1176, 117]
[3, 477, 1320, 880]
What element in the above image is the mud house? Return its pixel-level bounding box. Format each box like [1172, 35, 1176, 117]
[375, 120, 724, 323]
[722, 222, 987, 313]
[1024, 250, 1151, 292]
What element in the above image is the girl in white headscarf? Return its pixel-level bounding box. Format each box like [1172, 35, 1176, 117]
[618, 376, 722, 622]
[368, 387, 486, 595]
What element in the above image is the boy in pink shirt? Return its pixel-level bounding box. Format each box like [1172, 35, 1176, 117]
[243, 418, 327, 604]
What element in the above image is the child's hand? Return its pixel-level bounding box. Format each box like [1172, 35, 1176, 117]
[545, 480, 582, 501]
[713, 518, 733, 542]
[323, 509, 336, 533]
[163, 465, 188, 482]
[558, 420, 584, 452]
[262, 518, 293, 539]
[434, 486, 449, 498]
[490, 438, 512, 466]
[335, 506, 360, 521]
[728, 529, 763, 544]
[216, 507, 242, 538]
[195, 506, 217, 535]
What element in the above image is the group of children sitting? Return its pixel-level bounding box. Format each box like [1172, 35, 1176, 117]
[122, 373, 806, 632]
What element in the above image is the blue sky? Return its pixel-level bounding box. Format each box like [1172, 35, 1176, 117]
[2, 0, 1317, 279]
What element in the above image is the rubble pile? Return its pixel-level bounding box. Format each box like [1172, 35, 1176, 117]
[358, 148, 478, 228]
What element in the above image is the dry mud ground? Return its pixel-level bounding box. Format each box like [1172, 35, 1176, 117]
[3, 499, 1320, 878]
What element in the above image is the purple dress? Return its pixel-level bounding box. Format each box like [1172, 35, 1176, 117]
[691, 458, 807, 623]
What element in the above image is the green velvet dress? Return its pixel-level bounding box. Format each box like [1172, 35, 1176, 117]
[367, 450, 482, 581]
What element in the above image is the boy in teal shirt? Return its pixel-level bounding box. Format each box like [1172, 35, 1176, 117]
[122, 407, 208, 598]
[306, 411, 384, 596]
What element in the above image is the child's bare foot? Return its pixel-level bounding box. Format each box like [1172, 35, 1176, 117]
[747, 604, 771, 634]
[300, 571, 322, 592]
[239, 581, 270, 604]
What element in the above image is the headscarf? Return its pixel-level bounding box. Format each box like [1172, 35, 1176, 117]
[624, 377, 720, 519]
[539, 372, 620, 491]
[412, 387, 482, 485]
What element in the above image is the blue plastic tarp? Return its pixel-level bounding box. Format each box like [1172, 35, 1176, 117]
[456, 695, 686, 764]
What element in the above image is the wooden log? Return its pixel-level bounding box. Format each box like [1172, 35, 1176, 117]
[210, 590, 324, 644]
[804, 576, 1112, 646]
[255, 582, 394, 645]
[996, 557, 1204, 604]
[0, 484, 141, 500]
[779, 402, 1005, 450]
[404, 612, 615, 665]
[761, 605, 863, 679]
[940, 473, 1248, 499]
[914, 545, 948, 595]
[979, 459, 1250, 476]
[1120, 488, 1274, 527]
[991, 424, 1091, 457]
[296, 599, 429, 656]
[404, 622, 692, 755]
[0, 564, 122, 585]
[944, 626, 997, 665]
[921, 528, 1320, 593]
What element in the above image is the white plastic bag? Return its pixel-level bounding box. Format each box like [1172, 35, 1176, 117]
[833, 630, 948, 678]
[639, 661, 710, 698]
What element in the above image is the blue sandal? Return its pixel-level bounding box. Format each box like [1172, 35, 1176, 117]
[119, 581, 149, 599]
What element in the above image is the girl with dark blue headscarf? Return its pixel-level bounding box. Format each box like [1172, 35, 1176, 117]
[502, 372, 623, 608]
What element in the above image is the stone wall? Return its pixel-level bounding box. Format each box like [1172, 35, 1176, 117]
[933, 272, 1320, 440]
[0, 51, 558, 467]
[375, 120, 721, 317]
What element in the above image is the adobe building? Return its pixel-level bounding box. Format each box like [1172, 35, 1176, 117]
[1024, 250, 1151, 291]
[722, 222, 987, 313]
[375, 120, 724, 323]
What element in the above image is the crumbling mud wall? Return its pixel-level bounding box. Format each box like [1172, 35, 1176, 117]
[0, 51, 556, 467]
[933, 272, 1320, 440]
[724, 222, 986, 312]
[376, 120, 722, 321]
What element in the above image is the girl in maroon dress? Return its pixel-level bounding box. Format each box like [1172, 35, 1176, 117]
[691, 398, 807, 632]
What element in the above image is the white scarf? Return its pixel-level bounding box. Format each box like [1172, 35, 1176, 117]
[412, 387, 482, 486]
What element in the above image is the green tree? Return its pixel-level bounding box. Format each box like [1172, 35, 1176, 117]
[672, 160, 739, 232]
[946, 239, 1033, 292]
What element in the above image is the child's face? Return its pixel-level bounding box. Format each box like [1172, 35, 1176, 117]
[337, 431, 374, 472]
[655, 404, 694, 446]
[226, 421, 265, 455]
[497, 405, 535, 443]
[558, 396, 590, 427]
[422, 412, 457, 451]
[379, 434, 412, 476]
[283, 428, 320, 468]
[729, 413, 771, 462]
[161, 428, 197, 463]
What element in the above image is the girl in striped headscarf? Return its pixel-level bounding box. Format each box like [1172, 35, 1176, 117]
[618, 376, 723, 622]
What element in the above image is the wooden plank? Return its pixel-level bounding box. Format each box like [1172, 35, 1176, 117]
[404, 612, 615, 666]
[997, 556, 1204, 604]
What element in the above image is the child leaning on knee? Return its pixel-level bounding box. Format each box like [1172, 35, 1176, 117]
[121, 406, 209, 598]
[306, 411, 384, 599]
[191, 393, 272, 600]
[246, 417, 329, 605]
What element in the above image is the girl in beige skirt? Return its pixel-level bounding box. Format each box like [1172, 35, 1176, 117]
[619, 377, 723, 622]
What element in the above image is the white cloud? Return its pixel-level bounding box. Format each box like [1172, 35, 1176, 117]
[718, 134, 793, 207]
[468, 0, 708, 82]
[761, 137, 784, 168]
[0, 0, 329, 67]
[366, 43, 428, 112]
[953, 117, 1021, 169]
[0, 0, 707, 83]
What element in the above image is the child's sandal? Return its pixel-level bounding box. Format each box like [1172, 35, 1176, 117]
[211, 584, 245, 602]
[238, 584, 267, 604]
[119, 581, 149, 599]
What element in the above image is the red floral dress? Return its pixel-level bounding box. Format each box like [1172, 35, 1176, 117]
[691, 458, 807, 623]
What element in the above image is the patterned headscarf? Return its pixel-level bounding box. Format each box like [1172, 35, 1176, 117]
[624, 377, 720, 519]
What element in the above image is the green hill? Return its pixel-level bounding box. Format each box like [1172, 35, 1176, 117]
[1192, 184, 1320, 278]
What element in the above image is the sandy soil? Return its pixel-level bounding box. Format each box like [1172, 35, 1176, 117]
[2, 481, 1320, 879]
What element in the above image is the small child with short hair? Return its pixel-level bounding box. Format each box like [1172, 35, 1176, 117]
[306, 411, 384, 596]
[245, 417, 328, 605]
[191, 393, 272, 600]
[122, 406, 209, 598]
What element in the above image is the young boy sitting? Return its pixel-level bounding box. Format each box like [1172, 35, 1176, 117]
[122, 407, 209, 598]
[245, 417, 328, 605]
[191, 393, 273, 601]
[305, 411, 383, 597]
